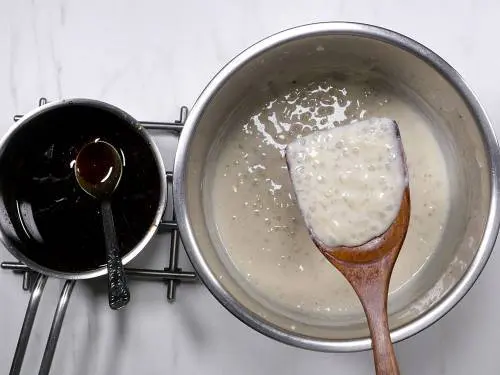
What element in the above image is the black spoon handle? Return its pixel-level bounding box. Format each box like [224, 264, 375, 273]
[101, 200, 130, 310]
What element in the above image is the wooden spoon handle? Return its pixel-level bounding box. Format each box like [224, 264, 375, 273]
[322, 252, 401, 375]
[347, 261, 400, 375]
[362, 289, 400, 375]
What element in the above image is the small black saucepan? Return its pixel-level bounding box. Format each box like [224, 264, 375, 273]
[0, 99, 166, 279]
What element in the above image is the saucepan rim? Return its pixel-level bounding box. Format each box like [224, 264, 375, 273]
[173, 22, 500, 351]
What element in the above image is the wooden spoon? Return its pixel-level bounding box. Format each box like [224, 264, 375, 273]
[285, 119, 410, 375]
[314, 187, 410, 375]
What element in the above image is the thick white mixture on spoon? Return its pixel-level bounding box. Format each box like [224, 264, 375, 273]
[286, 118, 407, 248]
[208, 78, 450, 322]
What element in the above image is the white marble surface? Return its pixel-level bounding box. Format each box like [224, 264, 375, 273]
[1, 0, 500, 374]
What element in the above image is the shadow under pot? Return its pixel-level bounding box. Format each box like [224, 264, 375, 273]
[0, 99, 166, 279]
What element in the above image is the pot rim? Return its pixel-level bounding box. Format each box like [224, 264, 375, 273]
[174, 22, 500, 352]
[0, 98, 167, 280]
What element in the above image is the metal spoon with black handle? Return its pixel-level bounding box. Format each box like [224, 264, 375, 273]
[75, 140, 130, 309]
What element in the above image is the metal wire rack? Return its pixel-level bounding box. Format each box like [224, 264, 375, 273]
[1, 98, 197, 375]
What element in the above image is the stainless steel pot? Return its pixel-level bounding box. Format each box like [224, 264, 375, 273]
[174, 22, 500, 351]
[0, 98, 167, 279]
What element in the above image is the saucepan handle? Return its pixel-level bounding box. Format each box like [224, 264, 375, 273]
[8, 273, 75, 375]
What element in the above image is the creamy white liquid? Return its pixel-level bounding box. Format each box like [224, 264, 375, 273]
[286, 118, 407, 247]
[209, 77, 450, 321]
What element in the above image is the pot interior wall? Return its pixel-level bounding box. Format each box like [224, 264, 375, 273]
[183, 34, 490, 342]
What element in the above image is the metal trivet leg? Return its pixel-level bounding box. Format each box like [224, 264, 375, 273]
[163, 171, 185, 302]
[140, 107, 192, 302]
[2, 261, 197, 288]
[167, 218, 181, 301]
